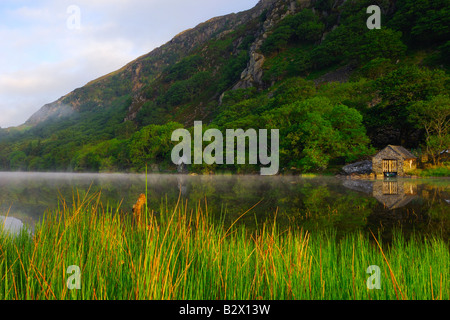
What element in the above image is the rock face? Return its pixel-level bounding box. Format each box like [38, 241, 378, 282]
[233, 0, 313, 90]
[21, 0, 369, 128]
[233, 51, 266, 89]
[341, 160, 373, 175]
[24, 0, 344, 127]
[25, 0, 280, 126]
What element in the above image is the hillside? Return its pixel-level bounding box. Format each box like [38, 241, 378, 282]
[0, 0, 449, 173]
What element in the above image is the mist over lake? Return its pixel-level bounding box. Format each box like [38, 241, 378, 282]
[1, 172, 448, 242]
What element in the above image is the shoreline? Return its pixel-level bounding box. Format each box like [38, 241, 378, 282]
[0, 170, 449, 179]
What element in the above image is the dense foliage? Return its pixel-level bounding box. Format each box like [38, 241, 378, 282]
[0, 0, 449, 173]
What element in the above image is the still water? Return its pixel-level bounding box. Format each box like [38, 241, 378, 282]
[0, 172, 449, 241]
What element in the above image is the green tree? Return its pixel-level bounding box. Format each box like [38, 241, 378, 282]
[9, 151, 27, 171]
[328, 104, 374, 162]
[356, 28, 407, 64]
[165, 55, 204, 82]
[409, 95, 450, 164]
[261, 25, 295, 54]
[263, 97, 372, 171]
[439, 41, 450, 64]
[389, 0, 450, 44]
[164, 81, 189, 106]
[291, 9, 325, 43]
[261, 9, 324, 55]
[28, 157, 46, 171]
[269, 77, 316, 107]
[375, 66, 449, 123]
[128, 122, 183, 171]
[311, 25, 357, 69]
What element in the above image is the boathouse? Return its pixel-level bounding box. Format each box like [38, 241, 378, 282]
[372, 145, 417, 177]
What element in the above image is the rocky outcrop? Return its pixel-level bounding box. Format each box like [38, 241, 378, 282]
[341, 160, 373, 175]
[233, 0, 313, 90]
[24, 0, 327, 126]
[233, 51, 266, 89]
[23, 0, 366, 127]
[25, 0, 279, 126]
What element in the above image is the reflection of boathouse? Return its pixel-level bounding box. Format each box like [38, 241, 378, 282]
[372, 145, 417, 177]
[373, 180, 418, 209]
[342, 178, 418, 210]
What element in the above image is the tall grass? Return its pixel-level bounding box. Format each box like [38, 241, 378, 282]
[0, 190, 448, 300]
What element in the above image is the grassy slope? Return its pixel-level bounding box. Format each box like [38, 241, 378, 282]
[408, 165, 450, 177]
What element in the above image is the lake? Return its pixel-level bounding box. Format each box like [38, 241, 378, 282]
[0, 172, 449, 242]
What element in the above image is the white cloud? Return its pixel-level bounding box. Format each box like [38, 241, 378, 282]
[9, 6, 54, 21]
[0, 0, 259, 128]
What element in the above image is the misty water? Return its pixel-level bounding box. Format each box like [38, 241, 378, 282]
[0, 172, 449, 241]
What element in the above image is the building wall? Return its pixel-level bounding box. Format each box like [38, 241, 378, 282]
[372, 148, 404, 175]
[372, 147, 417, 176]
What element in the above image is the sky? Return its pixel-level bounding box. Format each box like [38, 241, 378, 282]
[0, 0, 260, 128]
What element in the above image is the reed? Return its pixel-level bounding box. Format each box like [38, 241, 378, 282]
[0, 191, 448, 300]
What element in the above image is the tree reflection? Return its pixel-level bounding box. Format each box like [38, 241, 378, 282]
[0, 173, 448, 241]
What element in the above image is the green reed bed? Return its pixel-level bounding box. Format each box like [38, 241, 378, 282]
[0, 191, 448, 300]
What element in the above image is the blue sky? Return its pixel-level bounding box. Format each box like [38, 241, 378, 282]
[0, 0, 259, 128]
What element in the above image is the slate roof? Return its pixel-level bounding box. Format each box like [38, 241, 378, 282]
[388, 145, 417, 159]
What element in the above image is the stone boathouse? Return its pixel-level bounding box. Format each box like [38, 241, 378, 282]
[372, 145, 417, 177]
